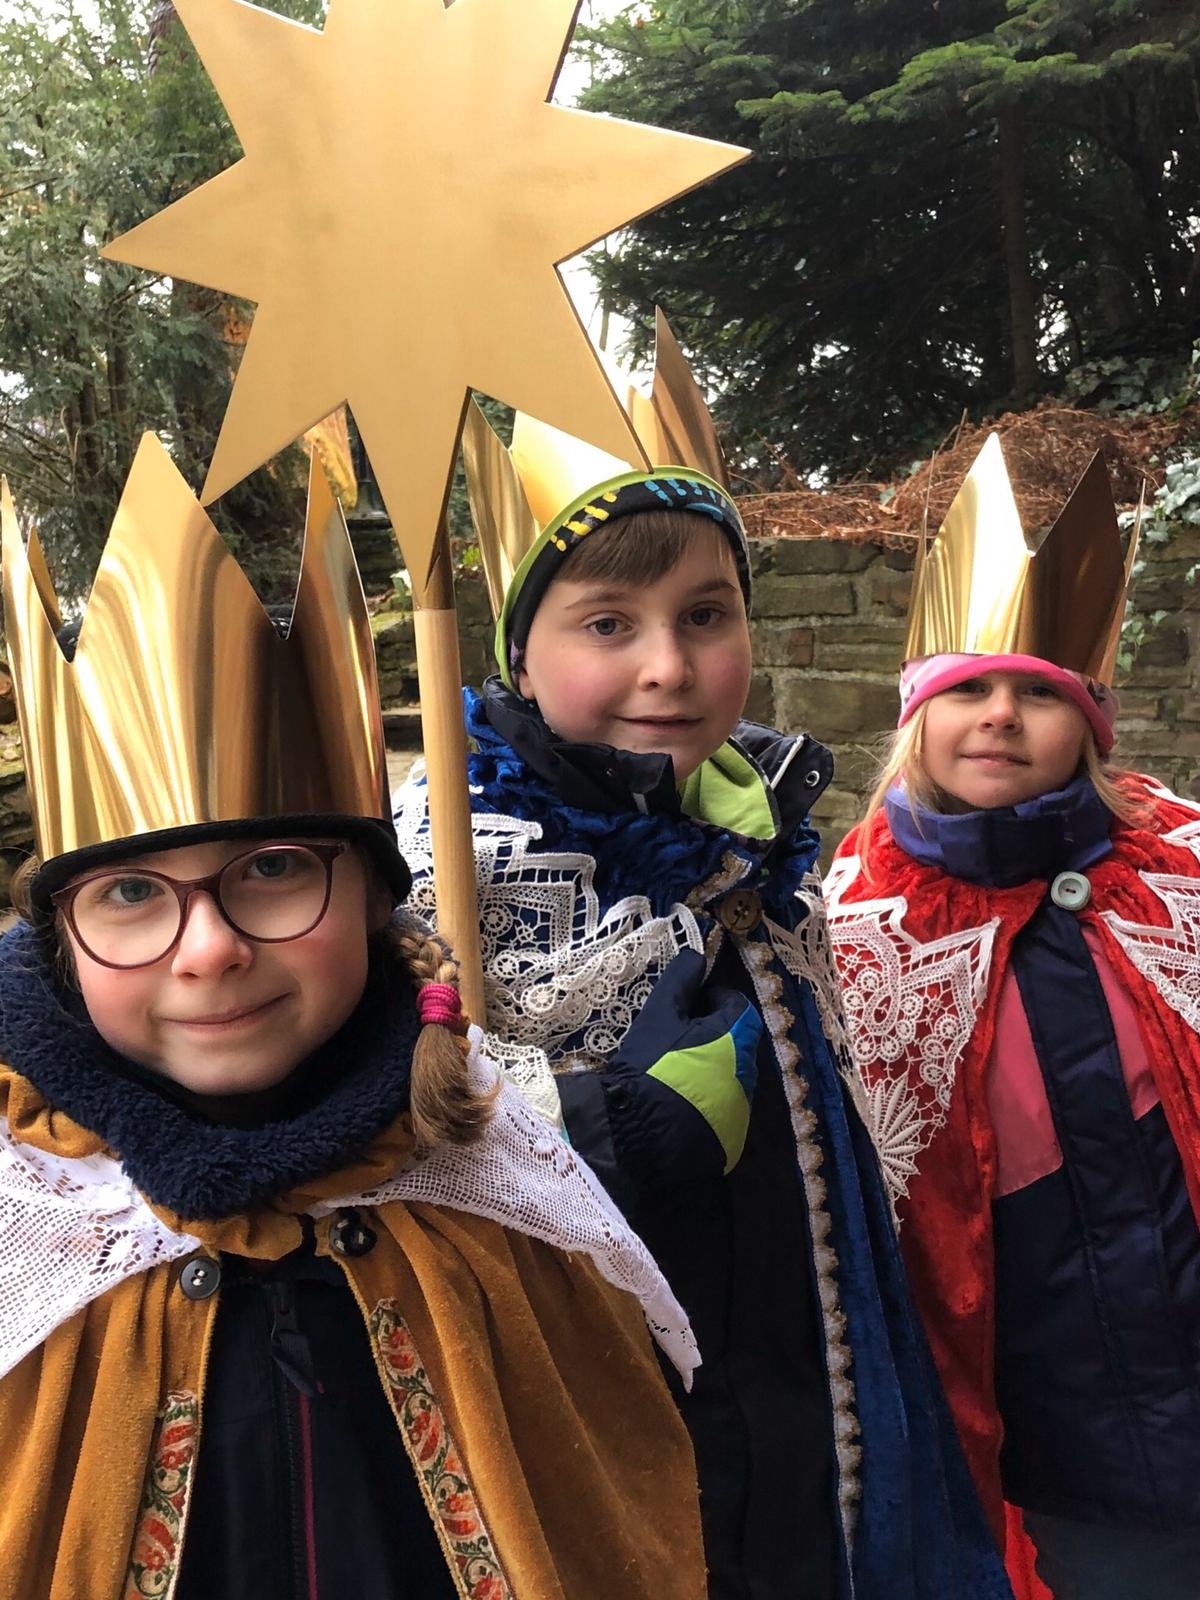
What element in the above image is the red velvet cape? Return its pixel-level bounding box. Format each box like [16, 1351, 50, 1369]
[829, 779, 1200, 1589]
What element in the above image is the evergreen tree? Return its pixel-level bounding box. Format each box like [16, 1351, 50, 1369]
[581, 0, 1200, 482]
[0, 0, 322, 602]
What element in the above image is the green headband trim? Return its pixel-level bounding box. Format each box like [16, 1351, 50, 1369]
[495, 466, 747, 690]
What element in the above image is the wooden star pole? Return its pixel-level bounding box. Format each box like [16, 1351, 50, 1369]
[411, 517, 486, 1018]
[104, 0, 747, 1025]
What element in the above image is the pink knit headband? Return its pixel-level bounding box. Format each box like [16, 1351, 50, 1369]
[898, 653, 1118, 754]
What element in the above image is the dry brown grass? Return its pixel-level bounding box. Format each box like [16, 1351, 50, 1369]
[738, 401, 1200, 548]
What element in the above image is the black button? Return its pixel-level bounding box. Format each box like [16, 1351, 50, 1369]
[329, 1207, 378, 1258]
[607, 1083, 633, 1112]
[179, 1256, 221, 1300]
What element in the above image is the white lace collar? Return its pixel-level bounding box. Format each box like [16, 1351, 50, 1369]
[0, 1029, 697, 1385]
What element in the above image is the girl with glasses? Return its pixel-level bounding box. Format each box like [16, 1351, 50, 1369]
[0, 439, 703, 1600]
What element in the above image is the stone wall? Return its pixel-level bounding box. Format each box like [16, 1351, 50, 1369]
[1, 530, 1196, 892]
[742, 537, 911, 857]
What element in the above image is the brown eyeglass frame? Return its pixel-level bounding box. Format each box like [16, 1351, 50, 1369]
[49, 842, 349, 970]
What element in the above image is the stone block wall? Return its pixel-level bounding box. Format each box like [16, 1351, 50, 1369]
[743, 538, 912, 856]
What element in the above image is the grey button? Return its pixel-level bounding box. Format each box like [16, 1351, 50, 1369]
[1050, 870, 1092, 912]
[179, 1256, 221, 1300]
[803, 768, 821, 788]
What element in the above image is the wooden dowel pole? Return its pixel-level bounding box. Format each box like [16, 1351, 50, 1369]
[411, 535, 487, 1027]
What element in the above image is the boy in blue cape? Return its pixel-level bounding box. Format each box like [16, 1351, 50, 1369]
[394, 316, 1010, 1600]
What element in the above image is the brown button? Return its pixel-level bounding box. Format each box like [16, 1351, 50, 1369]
[716, 888, 762, 935]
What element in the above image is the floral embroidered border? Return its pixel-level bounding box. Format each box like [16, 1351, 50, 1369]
[123, 1390, 199, 1600]
[370, 1301, 513, 1600]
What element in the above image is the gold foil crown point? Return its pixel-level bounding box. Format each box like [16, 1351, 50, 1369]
[904, 432, 1131, 684]
[464, 308, 731, 619]
[2, 433, 388, 865]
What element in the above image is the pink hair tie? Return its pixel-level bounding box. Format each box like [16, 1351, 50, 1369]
[417, 981, 466, 1033]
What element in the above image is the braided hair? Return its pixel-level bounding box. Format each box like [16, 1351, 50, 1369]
[384, 915, 497, 1148]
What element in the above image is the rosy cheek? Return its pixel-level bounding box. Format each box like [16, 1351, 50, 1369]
[77, 972, 157, 1056]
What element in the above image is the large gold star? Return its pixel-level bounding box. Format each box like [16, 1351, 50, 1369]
[103, 0, 747, 594]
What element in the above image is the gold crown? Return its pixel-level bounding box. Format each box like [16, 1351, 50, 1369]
[904, 432, 1139, 684]
[462, 308, 730, 618]
[2, 433, 388, 864]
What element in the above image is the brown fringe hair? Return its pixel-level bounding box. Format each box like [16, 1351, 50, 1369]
[556, 507, 737, 588]
[9, 852, 495, 1151]
[857, 702, 1151, 883]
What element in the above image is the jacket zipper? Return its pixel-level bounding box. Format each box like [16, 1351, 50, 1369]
[266, 1278, 321, 1600]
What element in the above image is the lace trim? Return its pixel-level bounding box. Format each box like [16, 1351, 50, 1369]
[370, 1303, 513, 1600]
[0, 1038, 697, 1386]
[823, 856, 998, 1211]
[394, 780, 704, 1102]
[0, 1134, 200, 1379]
[1141, 778, 1200, 823]
[318, 1030, 698, 1384]
[1159, 798, 1200, 862]
[1094, 786, 1200, 1034]
[1103, 869, 1200, 1036]
[737, 933, 862, 1553]
[778, 870, 857, 1077]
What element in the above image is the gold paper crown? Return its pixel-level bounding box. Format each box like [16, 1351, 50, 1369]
[904, 432, 1140, 684]
[462, 308, 730, 618]
[2, 433, 388, 865]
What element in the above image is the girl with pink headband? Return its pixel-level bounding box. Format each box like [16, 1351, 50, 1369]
[826, 437, 1200, 1600]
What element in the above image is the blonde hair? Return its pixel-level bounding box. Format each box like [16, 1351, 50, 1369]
[858, 701, 1149, 881]
[9, 852, 495, 1151]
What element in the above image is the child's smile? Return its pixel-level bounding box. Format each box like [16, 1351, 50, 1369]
[161, 992, 290, 1034]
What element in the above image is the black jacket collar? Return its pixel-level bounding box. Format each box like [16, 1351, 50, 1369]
[479, 677, 832, 830]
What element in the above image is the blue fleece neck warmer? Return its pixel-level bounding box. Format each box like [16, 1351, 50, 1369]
[886, 774, 1115, 888]
[0, 921, 420, 1220]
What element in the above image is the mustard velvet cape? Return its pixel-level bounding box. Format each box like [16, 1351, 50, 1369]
[0, 1066, 705, 1600]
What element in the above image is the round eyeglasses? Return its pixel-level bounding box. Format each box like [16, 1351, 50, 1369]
[50, 842, 349, 970]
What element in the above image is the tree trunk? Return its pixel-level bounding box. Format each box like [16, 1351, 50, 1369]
[148, 2, 178, 76]
[997, 102, 1039, 405]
